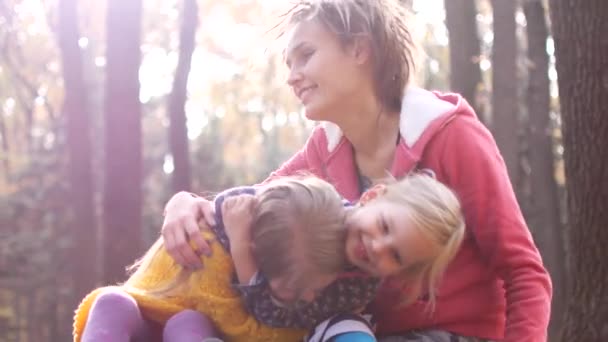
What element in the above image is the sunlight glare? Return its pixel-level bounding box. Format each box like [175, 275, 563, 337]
[78, 37, 89, 49]
[483, 32, 494, 44]
[4, 98, 16, 117]
[480, 58, 491, 71]
[289, 112, 300, 125]
[262, 115, 274, 132]
[546, 38, 555, 55]
[516, 11, 526, 26]
[43, 133, 55, 150]
[276, 112, 287, 126]
[163, 154, 175, 174]
[95, 57, 106, 67]
[139, 48, 174, 103]
[186, 101, 208, 140]
[429, 59, 440, 74]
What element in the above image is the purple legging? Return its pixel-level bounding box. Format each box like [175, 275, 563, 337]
[81, 288, 219, 342]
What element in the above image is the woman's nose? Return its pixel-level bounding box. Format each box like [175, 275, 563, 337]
[287, 67, 303, 87]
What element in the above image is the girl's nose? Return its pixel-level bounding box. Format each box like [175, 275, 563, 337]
[370, 238, 388, 255]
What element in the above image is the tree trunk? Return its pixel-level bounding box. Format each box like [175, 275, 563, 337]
[0, 108, 9, 176]
[490, 0, 519, 185]
[549, 0, 608, 340]
[522, 1, 566, 340]
[444, 0, 484, 118]
[103, 0, 143, 283]
[168, 0, 198, 193]
[56, 0, 98, 304]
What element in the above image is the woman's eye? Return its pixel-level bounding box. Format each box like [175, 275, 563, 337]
[301, 50, 314, 61]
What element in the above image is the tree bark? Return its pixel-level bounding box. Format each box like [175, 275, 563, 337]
[0, 108, 9, 176]
[56, 0, 98, 302]
[549, 0, 608, 340]
[523, 1, 566, 340]
[490, 0, 519, 185]
[168, 0, 198, 193]
[444, 0, 484, 118]
[103, 0, 143, 283]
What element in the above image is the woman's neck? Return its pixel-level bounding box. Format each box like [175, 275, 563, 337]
[336, 100, 401, 159]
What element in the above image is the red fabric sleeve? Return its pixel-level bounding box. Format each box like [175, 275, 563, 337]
[433, 115, 552, 341]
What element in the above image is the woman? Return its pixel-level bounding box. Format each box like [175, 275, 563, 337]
[160, 1, 551, 341]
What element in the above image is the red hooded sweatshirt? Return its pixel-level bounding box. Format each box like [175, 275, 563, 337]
[265, 88, 552, 341]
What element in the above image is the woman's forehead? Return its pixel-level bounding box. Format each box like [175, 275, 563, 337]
[284, 20, 328, 53]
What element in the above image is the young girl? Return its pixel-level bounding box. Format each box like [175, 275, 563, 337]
[73, 176, 377, 342]
[306, 174, 466, 341]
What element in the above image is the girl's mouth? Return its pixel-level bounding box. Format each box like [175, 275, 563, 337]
[354, 234, 370, 263]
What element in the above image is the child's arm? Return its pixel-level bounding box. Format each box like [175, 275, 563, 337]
[221, 194, 258, 284]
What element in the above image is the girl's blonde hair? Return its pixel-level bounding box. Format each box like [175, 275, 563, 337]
[124, 176, 348, 302]
[375, 173, 465, 310]
[278, 0, 417, 113]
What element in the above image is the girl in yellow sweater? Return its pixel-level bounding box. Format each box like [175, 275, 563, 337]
[73, 176, 377, 342]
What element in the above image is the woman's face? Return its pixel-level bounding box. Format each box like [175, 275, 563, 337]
[283, 19, 370, 121]
[345, 200, 435, 278]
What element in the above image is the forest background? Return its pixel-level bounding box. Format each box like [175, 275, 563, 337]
[0, 0, 606, 341]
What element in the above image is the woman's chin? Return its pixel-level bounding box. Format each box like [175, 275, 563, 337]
[303, 104, 329, 121]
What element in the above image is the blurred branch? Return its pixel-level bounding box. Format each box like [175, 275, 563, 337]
[0, 0, 12, 25]
[0, 34, 58, 154]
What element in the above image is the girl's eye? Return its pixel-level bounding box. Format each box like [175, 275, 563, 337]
[393, 250, 402, 265]
[382, 218, 389, 234]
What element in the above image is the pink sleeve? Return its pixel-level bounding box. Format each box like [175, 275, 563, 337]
[435, 115, 552, 341]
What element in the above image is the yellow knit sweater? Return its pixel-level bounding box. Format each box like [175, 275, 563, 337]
[73, 233, 306, 342]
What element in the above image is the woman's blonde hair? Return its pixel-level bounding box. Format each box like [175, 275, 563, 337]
[252, 176, 348, 303]
[124, 176, 348, 302]
[278, 0, 417, 113]
[375, 173, 465, 310]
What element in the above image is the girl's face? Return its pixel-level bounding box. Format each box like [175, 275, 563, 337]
[283, 19, 371, 122]
[345, 200, 435, 278]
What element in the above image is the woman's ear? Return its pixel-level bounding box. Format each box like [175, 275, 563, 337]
[359, 183, 387, 206]
[347, 36, 372, 65]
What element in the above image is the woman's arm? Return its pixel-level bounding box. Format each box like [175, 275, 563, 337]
[435, 115, 552, 341]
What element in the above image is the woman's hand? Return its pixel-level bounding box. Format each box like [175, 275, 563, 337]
[161, 191, 216, 269]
